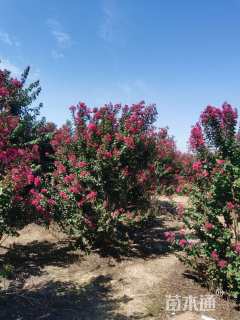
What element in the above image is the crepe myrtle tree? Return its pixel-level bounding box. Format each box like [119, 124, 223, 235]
[37, 101, 160, 249]
[167, 103, 240, 300]
[0, 65, 55, 237]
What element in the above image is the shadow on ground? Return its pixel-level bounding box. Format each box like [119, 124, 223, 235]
[0, 240, 78, 290]
[0, 275, 146, 320]
[0, 199, 180, 283]
[0, 198, 180, 319]
[97, 198, 180, 259]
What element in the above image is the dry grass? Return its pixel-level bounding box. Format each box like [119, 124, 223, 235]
[0, 197, 238, 319]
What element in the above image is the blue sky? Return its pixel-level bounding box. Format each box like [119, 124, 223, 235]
[1, 0, 240, 151]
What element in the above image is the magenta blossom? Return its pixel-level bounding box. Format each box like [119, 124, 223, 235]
[216, 159, 225, 165]
[59, 191, 68, 200]
[11, 78, 22, 88]
[201, 105, 222, 124]
[218, 259, 228, 269]
[227, 202, 234, 210]
[192, 160, 202, 171]
[189, 122, 204, 150]
[222, 103, 237, 126]
[34, 176, 41, 188]
[69, 105, 76, 113]
[204, 222, 214, 231]
[77, 161, 88, 168]
[163, 231, 175, 242]
[211, 250, 219, 261]
[27, 173, 35, 184]
[233, 243, 240, 255]
[0, 87, 9, 97]
[179, 239, 188, 247]
[86, 191, 97, 202]
[88, 123, 97, 132]
[47, 199, 56, 206]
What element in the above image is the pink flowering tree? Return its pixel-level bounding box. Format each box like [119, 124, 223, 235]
[170, 103, 240, 300]
[154, 128, 179, 194]
[0, 64, 56, 171]
[0, 113, 44, 236]
[41, 102, 158, 249]
[0, 65, 54, 237]
[154, 128, 194, 194]
[174, 152, 195, 193]
[0, 66, 41, 116]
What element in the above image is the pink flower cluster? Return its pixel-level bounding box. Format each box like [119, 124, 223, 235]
[201, 106, 222, 124]
[211, 250, 228, 269]
[233, 243, 240, 255]
[0, 87, 9, 97]
[189, 122, 205, 150]
[164, 231, 175, 242]
[0, 74, 22, 101]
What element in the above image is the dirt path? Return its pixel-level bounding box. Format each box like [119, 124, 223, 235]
[0, 197, 239, 320]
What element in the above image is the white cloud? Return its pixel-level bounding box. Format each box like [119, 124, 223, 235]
[0, 32, 12, 45]
[0, 58, 21, 76]
[51, 50, 64, 59]
[47, 18, 72, 52]
[0, 31, 20, 47]
[52, 30, 71, 48]
[99, 1, 115, 42]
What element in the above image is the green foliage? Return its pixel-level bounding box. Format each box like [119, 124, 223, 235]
[40, 102, 158, 250]
[171, 104, 240, 300]
[0, 65, 55, 237]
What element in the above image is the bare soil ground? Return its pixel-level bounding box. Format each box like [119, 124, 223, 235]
[0, 197, 239, 320]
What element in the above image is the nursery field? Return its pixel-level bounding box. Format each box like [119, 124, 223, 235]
[3, 1, 240, 318]
[1, 66, 240, 319]
[0, 196, 239, 320]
